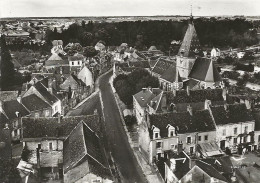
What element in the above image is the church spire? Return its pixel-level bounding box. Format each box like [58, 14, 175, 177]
[189, 4, 193, 24]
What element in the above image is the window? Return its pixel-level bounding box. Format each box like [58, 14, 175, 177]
[35, 113, 39, 118]
[154, 132, 159, 139]
[190, 146, 194, 154]
[234, 127, 238, 135]
[171, 144, 175, 149]
[49, 142, 53, 151]
[78, 61, 80, 65]
[156, 142, 162, 148]
[72, 62, 74, 65]
[258, 135, 260, 142]
[244, 126, 248, 133]
[204, 135, 208, 141]
[198, 136, 201, 141]
[223, 129, 226, 136]
[187, 137, 191, 144]
[234, 138, 237, 144]
[169, 130, 175, 137]
[45, 110, 50, 117]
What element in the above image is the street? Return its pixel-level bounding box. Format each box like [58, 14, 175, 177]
[68, 71, 147, 183]
[98, 71, 147, 183]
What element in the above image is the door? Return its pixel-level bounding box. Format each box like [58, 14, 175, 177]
[220, 140, 226, 150]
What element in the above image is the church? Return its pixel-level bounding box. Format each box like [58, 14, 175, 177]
[151, 15, 223, 91]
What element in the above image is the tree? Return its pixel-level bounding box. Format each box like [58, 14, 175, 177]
[82, 20, 86, 28]
[82, 46, 98, 58]
[0, 159, 21, 183]
[0, 35, 15, 90]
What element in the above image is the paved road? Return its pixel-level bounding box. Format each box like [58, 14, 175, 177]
[99, 71, 146, 183]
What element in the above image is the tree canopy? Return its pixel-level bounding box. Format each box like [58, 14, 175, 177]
[113, 68, 159, 105]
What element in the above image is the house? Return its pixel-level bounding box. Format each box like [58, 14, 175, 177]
[77, 66, 94, 91]
[133, 88, 162, 124]
[211, 47, 221, 58]
[45, 53, 69, 70]
[21, 115, 103, 181]
[59, 74, 88, 107]
[68, 53, 84, 68]
[147, 88, 226, 114]
[21, 94, 52, 117]
[139, 107, 216, 163]
[253, 112, 260, 150]
[0, 98, 30, 141]
[95, 41, 106, 52]
[63, 121, 113, 183]
[51, 40, 66, 55]
[22, 80, 62, 116]
[0, 124, 12, 160]
[209, 103, 255, 151]
[165, 152, 231, 183]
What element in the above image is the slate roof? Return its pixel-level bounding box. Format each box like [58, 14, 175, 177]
[21, 94, 51, 112]
[47, 53, 63, 61]
[22, 115, 101, 139]
[45, 59, 69, 67]
[3, 100, 30, 120]
[133, 88, 162, 108]
[165, 88, 224, 104]
[178, 22, 201, 58]
[63, 122, 111, 179]
[160, 63, 177, 83]
[0, 91, 19, 101]
[60, 75, 85, 90]
[189, 57, 222, 82]
[193, 160, 227, 182]
[152, 58, 175, 76]
[149, 110, 215, 138]
[210, 103, 254, 125]
[33, 82, 59, 104]
[68, 54, 84, 61]
[128, 61, 150, 69]
[183, 79, 200, 90]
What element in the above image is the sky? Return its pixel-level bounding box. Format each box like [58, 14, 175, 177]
[0, 0, 259, 18]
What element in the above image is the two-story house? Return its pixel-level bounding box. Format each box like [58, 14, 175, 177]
[140, 107, 216, 163]
[22, 80, 62, 116]
[208, 103, 255, 152]
[21, 115, 104, 181]
[133, 88, 162, 124]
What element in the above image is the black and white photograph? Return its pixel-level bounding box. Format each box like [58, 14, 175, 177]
[0, 0, 260, 182]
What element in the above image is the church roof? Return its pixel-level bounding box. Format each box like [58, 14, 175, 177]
[189, 57, 222, 82]
[47, 53, 63, 61]
[178, 22, 201, 58]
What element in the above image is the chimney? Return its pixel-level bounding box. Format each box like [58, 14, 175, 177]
[224, 103, 228, 111]
[204, 99, 212, 110]
[177, 142, 183, 155]
[4, 123, 9, 129]
[186, 86, 190, 96]
[0, 100, 3, 113]
[36, 147, 40, 169]
[17, 96, 22, 104]
[15, 111, 20, 118]
[170, 159, 176, 171]
[58, 113, 62, 123]
[187, 105, 193, 116]
[142, 88, 146, 93]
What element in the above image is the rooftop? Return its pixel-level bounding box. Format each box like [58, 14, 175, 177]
[133, 88, 162, 108]
[21, 94, 51, 112]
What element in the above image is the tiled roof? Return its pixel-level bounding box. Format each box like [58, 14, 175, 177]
[149, 110, 215, 138]
[189, 57, 222, 82]
[183, 79, 200, 90]
[47, 53, 63, 61]
[68, 54, 84, 61]
[178, 22, 201, 58]
[134, 88, 162, 108]
[152, 58, 175, 76]
[0, 91, 19, 101]
[165, 88, 224, 104]
[22, 115, 101, 139]
[128, 61, 150, 68]
[210, 104, 254, 125]
[3, 100, 30, 120]
[21, 94, 51, 112]
[63, 122, 111, 179]
[45, 59, 69, 67]
[33, 82, 58, 104]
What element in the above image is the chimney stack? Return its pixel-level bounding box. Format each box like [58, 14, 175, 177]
[36, 147, 40, 169]
[186, 86, 190, 96]
[187, 105, 193, 116]
[142, 88, 146, 93]
[204, 99, 212, 110]
[17, 96, 22, 104]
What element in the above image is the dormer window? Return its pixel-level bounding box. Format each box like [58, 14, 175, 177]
[152, 125, 160, 139]
[167, 124, 175, 137]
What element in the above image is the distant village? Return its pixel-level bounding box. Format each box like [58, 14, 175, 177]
[1, 15, 260, 183]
